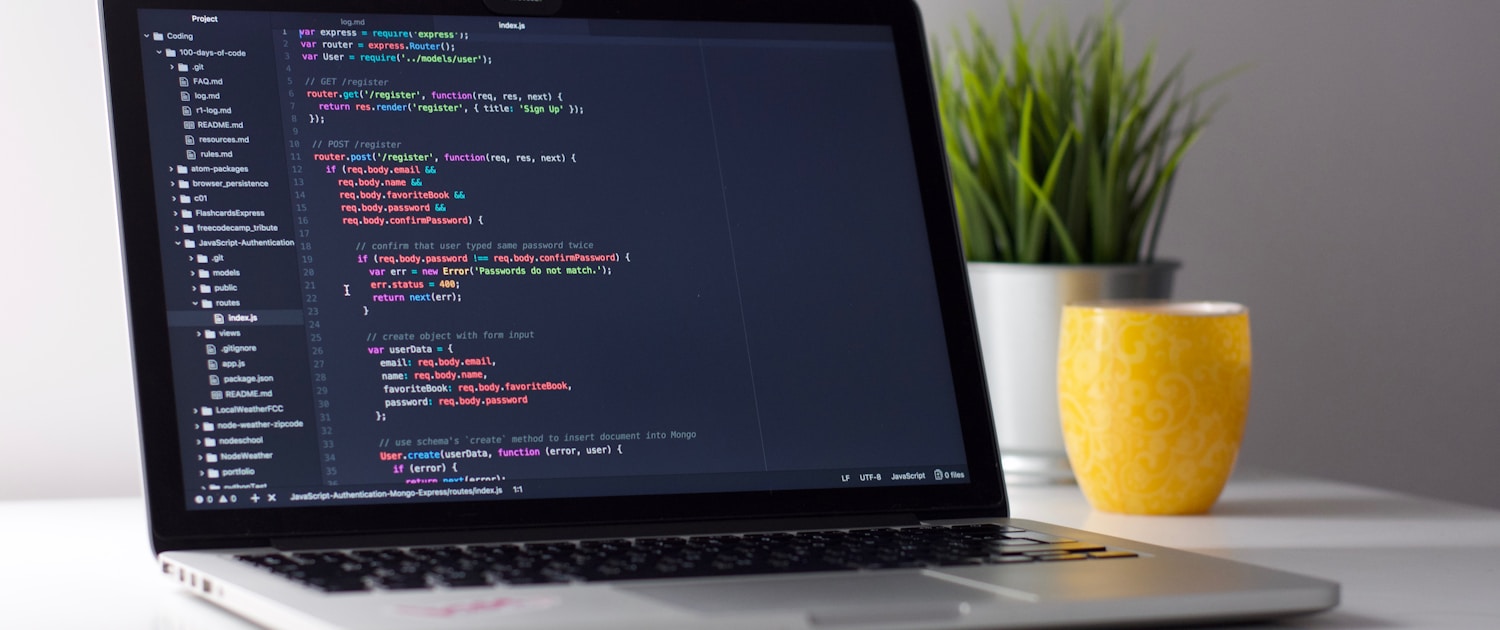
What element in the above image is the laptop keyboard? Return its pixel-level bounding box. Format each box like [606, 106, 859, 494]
[236, 524, 1139, 593]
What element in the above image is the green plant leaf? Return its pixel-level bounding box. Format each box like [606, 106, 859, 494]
[932, 1, 1234, 264]
[1012, 128, 1081, 263]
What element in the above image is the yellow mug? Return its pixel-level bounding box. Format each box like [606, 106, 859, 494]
[1058, 301, 1251, 515]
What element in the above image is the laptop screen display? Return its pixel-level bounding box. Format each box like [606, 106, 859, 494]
[129, 7, 972, 511]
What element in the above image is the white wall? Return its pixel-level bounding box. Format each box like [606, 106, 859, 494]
[1, 0, 141, 499]
[2, 1, 1497, 508]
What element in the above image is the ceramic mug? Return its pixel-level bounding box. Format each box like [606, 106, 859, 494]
[1057, 301, 1251, 514]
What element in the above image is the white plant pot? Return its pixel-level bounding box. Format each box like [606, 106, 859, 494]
[967, 261, 1179, 483]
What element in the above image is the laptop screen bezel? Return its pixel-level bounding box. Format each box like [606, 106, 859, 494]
[101, 0, 1007, 552]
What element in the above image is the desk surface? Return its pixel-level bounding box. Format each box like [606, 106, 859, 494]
[4, 470, 1499, 629]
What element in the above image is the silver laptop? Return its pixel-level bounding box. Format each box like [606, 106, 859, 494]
[99, 0, 1337, 627]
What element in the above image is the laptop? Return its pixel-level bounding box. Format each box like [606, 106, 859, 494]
[99, 0, 1338, 627]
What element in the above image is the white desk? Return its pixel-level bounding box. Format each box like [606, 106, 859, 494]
[4, 471, 1499, 629]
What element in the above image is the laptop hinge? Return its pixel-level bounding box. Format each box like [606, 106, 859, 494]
[917, 506, 1008, 522]
[269, 513, 925, 551]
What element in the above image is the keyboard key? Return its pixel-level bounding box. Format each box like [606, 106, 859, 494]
[1012, 542, 1109, 555]
[985, 555, 1036, 564]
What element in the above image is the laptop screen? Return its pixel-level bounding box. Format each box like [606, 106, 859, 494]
[119, 5, 982, 515]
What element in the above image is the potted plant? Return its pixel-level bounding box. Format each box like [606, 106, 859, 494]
[933, 5, 1234, 482]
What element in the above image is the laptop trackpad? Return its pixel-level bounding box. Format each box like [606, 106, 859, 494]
[622, 572, 1019, 626]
